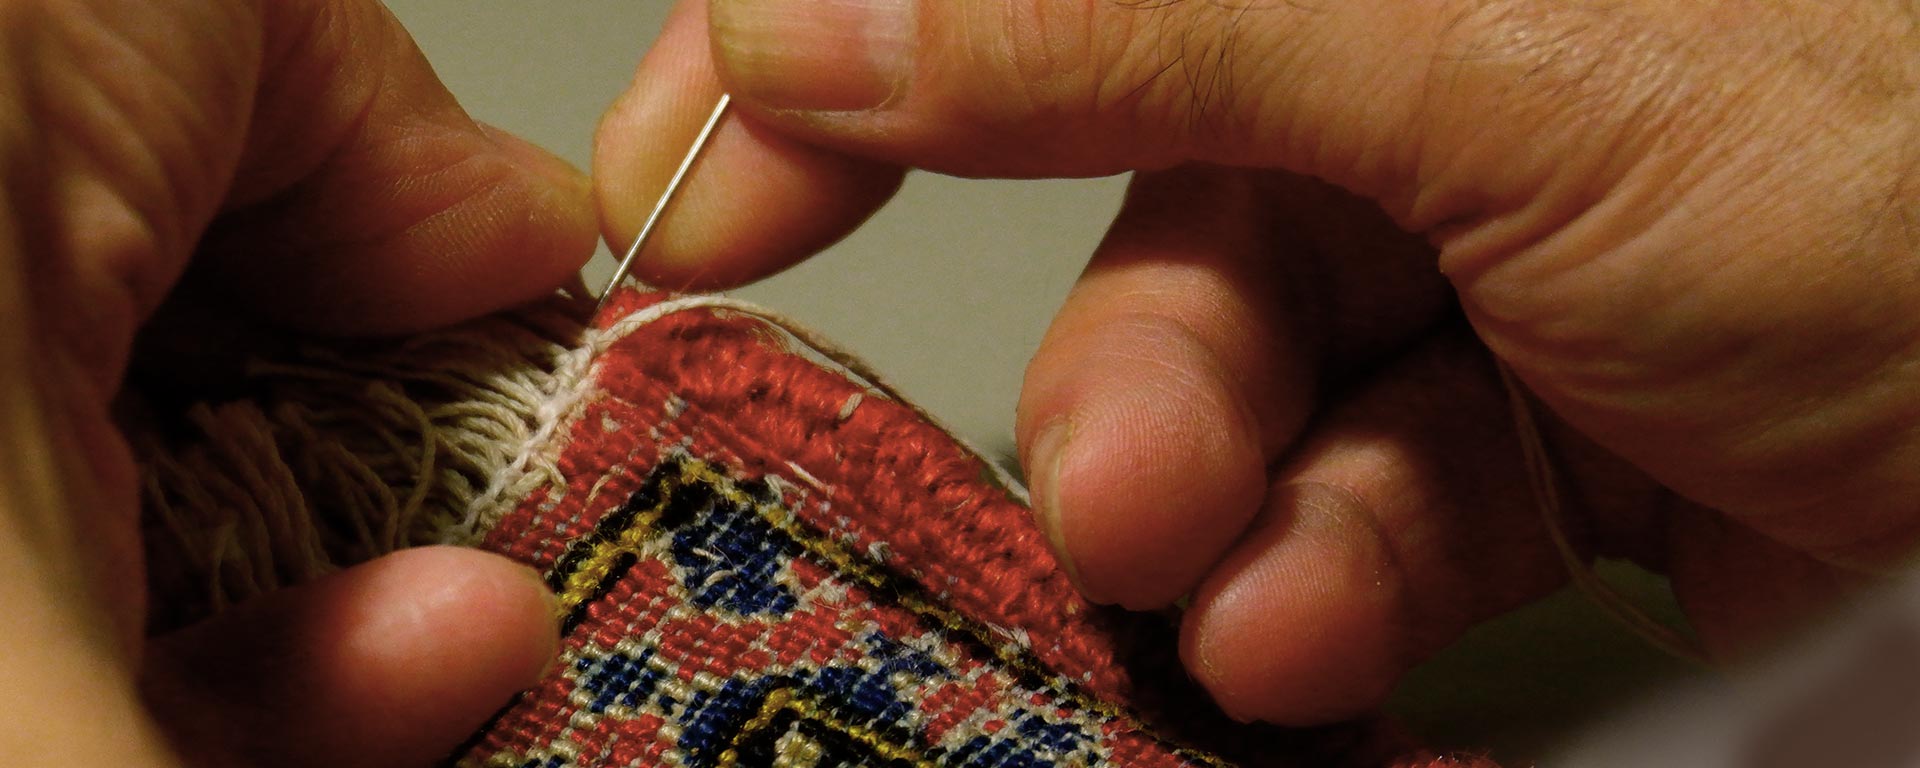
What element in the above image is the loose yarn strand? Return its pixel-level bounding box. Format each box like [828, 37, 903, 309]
[1497, 361, 1709, 666]
[138, 299, 590, 630]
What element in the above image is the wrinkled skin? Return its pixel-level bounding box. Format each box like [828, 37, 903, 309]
[0, 0, 1917, 765]
[0, 1, 590, 765]
[595, 0, 1920, 724]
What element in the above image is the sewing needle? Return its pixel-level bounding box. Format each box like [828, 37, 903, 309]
[596, 93, 733, 312]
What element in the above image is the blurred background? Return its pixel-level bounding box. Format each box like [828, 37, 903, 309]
[383, 2, 1700, 762]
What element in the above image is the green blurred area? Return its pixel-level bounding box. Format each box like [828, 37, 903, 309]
[1386, 561, 1706, 764]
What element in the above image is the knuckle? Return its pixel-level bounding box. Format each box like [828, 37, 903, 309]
[1427, 1, 1681, 129]
[1086, 2, 1271, 147]
[958, 0, 1122, 124]
[958, 0, 1271, 152]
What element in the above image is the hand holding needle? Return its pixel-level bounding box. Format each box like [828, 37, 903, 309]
[596, 94, 733, 314]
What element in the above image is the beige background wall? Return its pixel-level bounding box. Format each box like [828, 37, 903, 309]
[384, 1, 1130, 460]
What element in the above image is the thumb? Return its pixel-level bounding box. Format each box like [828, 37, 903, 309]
[144, 548, 559, 768]
[698, 0, 1920, 562]
[707, 0, 1655, 208]
[601, 0, 1599, 280]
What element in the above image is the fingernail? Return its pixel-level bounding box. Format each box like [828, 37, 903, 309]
[709, 0, 916, 111]
[520, 564, 562, 620]
[521, 565, 565, 675]
[1028, 420, 1089, 594]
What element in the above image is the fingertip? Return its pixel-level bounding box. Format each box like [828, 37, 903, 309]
[1021, 315, 1268, 609]
[211, 0, 601, 336]
[275, 546, 562, 766]
[592, 0, 903, 290]
[479, 122, 595, 207]
[1176, 334, 1589, 726]
[480, 125, 602, 277]
[205, 120, 599, 336]
[708, 0, 913, 113]
[347, 547, 561, 697]
[596, 114, 903, 289]
[147, 546, 559, 768]
[1181, 484, 1405, 725]
[1023, 417, 1088, 593]
[1016, 167, 1306, 610]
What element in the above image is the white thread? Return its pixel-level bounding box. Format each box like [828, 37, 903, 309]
[140, 291, 1034, 626]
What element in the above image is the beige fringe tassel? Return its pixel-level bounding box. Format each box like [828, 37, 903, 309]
[137, 289, 1701, 665]
[138, 297, 590, 631]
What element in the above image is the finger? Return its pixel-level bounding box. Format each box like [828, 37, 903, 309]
[144, 547, 559, 768]
[35, 0, 599, 407]
[8, 3, 588, 739]
[1016, 167, 1448, 608]
[593, 0, 904, 289]
[0, 367, 175, 764]
[1667, 507, 1869, 661]
[701, 0, 1697, 200]
[713, 0, 1920, 571]
[1178, 334, 1658, 725]
[192, 0, 598, 334]
[1015, 168, 1280, 610]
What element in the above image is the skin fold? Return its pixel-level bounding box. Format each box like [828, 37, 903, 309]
[0, 1, 587, 764]
[598, 0, 1919, 725]
[0, 0, 1914, 764]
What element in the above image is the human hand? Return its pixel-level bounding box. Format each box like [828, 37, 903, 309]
[0, 1, 594, 764]
[594, 0, 1920, 724]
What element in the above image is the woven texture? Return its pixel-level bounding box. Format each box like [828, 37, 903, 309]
[465, 291, 1231, 767]
[140, 289, 1498, 768]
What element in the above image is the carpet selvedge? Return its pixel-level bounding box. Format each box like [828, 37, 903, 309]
[460, 293, 1226, 767]
[468, 449, 1211, 767]
[137, 289, 1483, 768]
